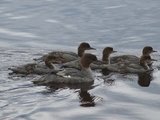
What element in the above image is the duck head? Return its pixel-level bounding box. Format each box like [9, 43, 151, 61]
[142, 46, 157, 55]
[78, 42, 96, 57]
[102, 47, 117, 64]
[80, 53, 98, 69]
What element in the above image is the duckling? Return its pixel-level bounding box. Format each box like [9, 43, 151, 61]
[8, 42, 95, 75]
[33, 53, 98, 85]
[101, 46, 157, 74]
[61, 47, 119, 72]
[34, 42, 95, 63]
[118, 55, 157, 74]
[111, 46, 157, 64]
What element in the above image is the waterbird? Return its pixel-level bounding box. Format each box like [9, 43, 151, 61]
[8, 42, 95, 75]
[33, 53, 98, 85]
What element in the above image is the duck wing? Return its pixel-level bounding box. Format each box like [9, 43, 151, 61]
[33, 51, 78, 63]
[111, 55, 139, 64]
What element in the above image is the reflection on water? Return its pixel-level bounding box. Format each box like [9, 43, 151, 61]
[45, 83, 97, 107]
[101, 68, 112, 76]
[138, 72, 153, 87]
[79, 90, 95, 107]
[103, 71, 154, 87]
[42, 81, 94, 91]
[38, 82, 98, 107]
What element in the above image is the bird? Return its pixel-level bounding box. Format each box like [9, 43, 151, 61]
[34, 42, 95, 63]
[33, 53, 98, 85]
[8, 42, 95, 75]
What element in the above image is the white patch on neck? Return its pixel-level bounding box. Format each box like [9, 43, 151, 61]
[51, 63, 61, 70]
[82, 67, 93, 79]
[145, 63, 150, 70]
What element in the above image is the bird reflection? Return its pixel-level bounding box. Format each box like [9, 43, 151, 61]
[102, 68, 112, 76]
[102, 69, 154, 87]
[79, 90, 95, 107]
[41, 81, 94, 93]
[39, 81, 100, 107]
[138, 72, 153, 87]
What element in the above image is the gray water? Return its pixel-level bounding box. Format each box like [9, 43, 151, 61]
[0, 0, 160, 120]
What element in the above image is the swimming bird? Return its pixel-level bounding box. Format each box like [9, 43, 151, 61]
[34, 42, 95, 63]
[111, 46, 157, 64]
[98, 46, 157, 74]
[101, 46, 157, 74]
[8, 42, 95, 75]
[115, 55, 157, 74]
[8, 62, 60, 75]
[62, 47, 118, 71]
[33, 53, 98, 85]
[62, 46, 157, 74]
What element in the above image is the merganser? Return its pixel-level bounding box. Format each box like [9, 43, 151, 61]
[111, 46, 157, 64]
[8, 42, 95, 75]
[62, 47, 118, 71]
[61, 46, 157, 74]
[34, 42, 95, 63]
[8, 62, 60, 75]
[33, 53, 98, 85]
[100, 46, 157, 74]
[116, 55, 157, 74]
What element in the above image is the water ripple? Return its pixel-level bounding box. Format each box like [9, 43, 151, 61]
[0, 28, 39, 38]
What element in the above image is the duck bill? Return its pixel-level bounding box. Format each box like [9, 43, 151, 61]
[89, 47, 96, 50]
[151, 59, 157, 61]
[112, 50, 117, 53]
[152, 50, 157, 52]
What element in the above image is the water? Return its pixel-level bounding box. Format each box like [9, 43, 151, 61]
[0, 0, 160, 120]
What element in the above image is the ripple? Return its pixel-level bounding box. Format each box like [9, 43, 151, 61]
[45, 19, 60, 23]
[104, 5, 126, 10]
[0, 28, 39, 38]
[10, 15, 31, 20]
[45, 19, 77, 30]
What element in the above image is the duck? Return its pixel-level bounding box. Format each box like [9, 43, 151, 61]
[57, 46, 157, 74]
[115, 55, 157, 74]
[61, 47, 118, 71]
[34, 42, 95, 63]
[8, 62, 61, 75]
[8, 42, 95, 75]
[33, 53, 98, 85]
[111, 46, 157, 65]
[101, 46, 157, 74]
[100, 46, 157, 74]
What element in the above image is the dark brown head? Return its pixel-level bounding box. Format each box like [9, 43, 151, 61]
[78, 42, 96, 57]
[142, 46, 157, 55]
[102, 47, 117, 62]
[80, 53, 98, 68]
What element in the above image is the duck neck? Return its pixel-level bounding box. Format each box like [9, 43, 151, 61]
[81, 66, 93, 79]
[143, 52, 150, 56]
[80, 60, 90, 69]
[102, 54, 110, 64]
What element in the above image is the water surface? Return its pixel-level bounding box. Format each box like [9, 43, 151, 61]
[0, 0, 160, 120]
